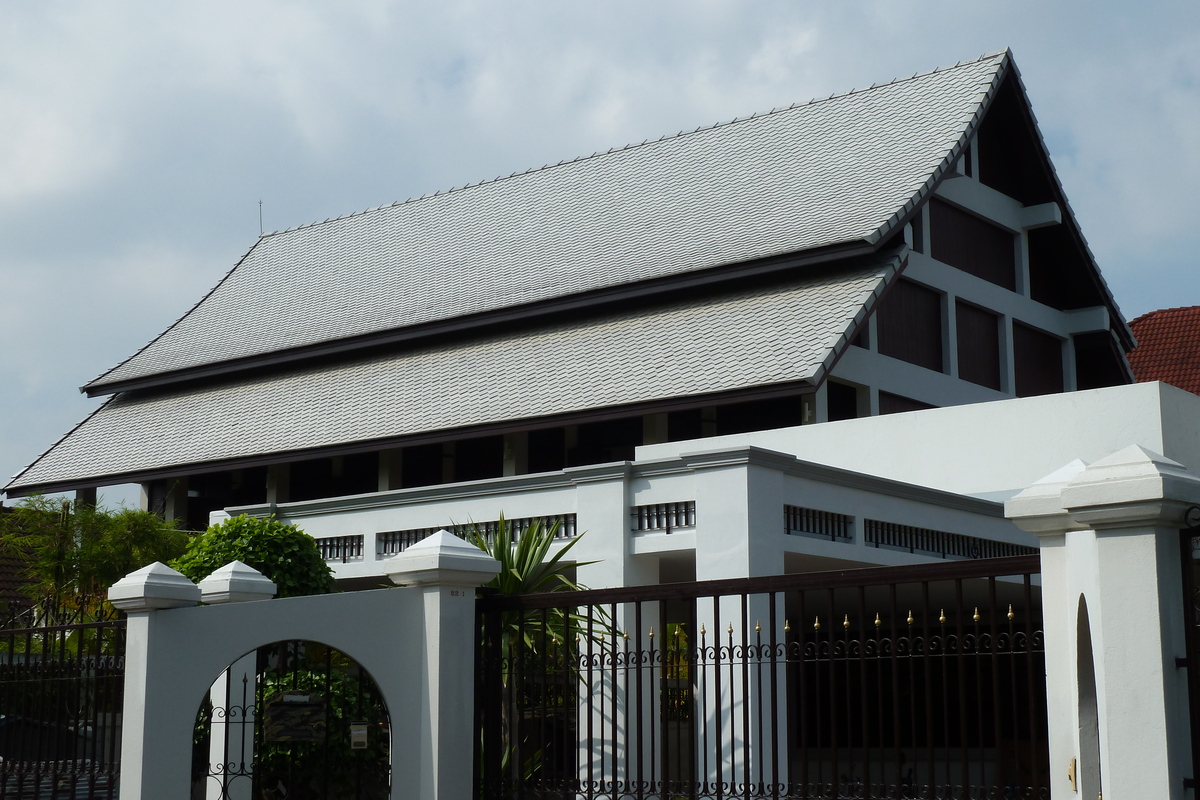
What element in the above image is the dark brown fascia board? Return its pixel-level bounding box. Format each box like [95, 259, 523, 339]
[14, 379, 817, 497]
[82, 239, 874, 397]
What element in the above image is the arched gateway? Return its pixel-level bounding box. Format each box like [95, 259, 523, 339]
[197, 639, 392, 800]
[107, 532, 500, 800]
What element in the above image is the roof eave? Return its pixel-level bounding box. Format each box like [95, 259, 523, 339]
[7, 378, 820, 497]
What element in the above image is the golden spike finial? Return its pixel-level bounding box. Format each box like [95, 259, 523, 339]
[648, 626, 654, 639]
[973, 607, 981, 623]
[813, 616, 821, 632]
[875, 613, 882, 628]
[623, 630, 629, 641]
[906, 610, 914, 626]
[700, 623, 707, 637]
[727, 622, 733, 635]
[784, 619, 791, 633]
[939, 609, 947, 625]
[843, 614, 850, 630]
[755, 620, 761, 633]
[1007, 604, 1015, 621]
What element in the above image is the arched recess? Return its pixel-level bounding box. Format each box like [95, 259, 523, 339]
[1077, 595, 1102, 799]
[194, 639, 392, 800]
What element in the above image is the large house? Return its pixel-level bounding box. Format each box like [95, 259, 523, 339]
[5, 49, 1136, 588]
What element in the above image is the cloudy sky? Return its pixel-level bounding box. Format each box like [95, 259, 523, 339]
[1, 1, 1196, 505]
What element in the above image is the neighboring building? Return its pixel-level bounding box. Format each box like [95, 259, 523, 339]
[3, 50, 1135, 588]
[1128, 305, 1200, 394]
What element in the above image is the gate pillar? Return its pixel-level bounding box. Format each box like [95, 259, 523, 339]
[108, 563, 204, 800]
[386, 530, 502, 800]
[1008, 445, 1200, 800]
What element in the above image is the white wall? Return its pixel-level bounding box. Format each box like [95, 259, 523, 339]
[639, 382, 1191, 500]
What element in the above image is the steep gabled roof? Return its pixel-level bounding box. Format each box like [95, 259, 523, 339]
[1128, 307, 1200, 395]
[10, 253, 899, 494]
[84, 51, 1011, 397]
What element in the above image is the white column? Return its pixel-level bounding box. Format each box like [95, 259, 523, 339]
[385, 530, 502, 800]
[1008, 445, 1200, 800]
[1006, 459, 1090, 800]
[109, 563, 204, 800]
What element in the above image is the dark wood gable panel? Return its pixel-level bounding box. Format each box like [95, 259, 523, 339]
[956, 301, 1002, 390]
[929, 197, 1016, 290]
[1013, 322, 1064, 397]
[876, 278, 944, 373]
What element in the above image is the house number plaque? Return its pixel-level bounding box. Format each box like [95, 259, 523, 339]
[349, 721, 369, 750]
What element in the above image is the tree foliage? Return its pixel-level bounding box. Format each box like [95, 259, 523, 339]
[172, 514, 336, 598]
[0, 495, 188, 619]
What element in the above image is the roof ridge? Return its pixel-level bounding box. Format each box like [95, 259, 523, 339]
[261, 49, 1010, 240]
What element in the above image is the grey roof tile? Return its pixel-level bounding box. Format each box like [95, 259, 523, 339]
[10, 256, 897, 491]
[85, 52, 1006, 391]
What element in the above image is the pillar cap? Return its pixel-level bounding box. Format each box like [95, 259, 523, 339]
[1005, 459, 1089, 536]
[109, 562, 200, 612]
[1061, 444, 1200, 530]
[385, 530, 501, 588]
[198, 560, 277, 604]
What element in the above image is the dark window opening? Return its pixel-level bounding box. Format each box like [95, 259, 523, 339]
[454, 435, 504, 482]
[567, 417, 643, 467]
[826, 381, 859, 421]
[1074, 331, 1129, 390]
[929, 198, 1016, 290]
[528, 427, 566, 473]
[183, 467, 269, 531]
[851, 323, 869, 349]
[290, 453, 378, 502]
[667, 409, 703, 442]
[1013, 322, 1064, 397]
[962, 144, 973, 178]
[877, 278, 944, 373]
[716, 396, 804, 435]
[401, 443, 443, 489]
[910, 208, 924, 254]
[956, 301, 1002, 390]
[879, 392, 936, 415]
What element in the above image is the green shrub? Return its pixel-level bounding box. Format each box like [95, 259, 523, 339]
[172, 515, 335, 598]
[0, 495, 188, 619]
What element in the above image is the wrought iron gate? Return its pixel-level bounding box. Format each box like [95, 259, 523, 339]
[476, 556, 1048, 799]
[194, 639, 391, 800]
[0, 605, 125, 800]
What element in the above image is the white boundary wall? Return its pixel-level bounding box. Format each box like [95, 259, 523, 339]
[111, 533, 499, 800]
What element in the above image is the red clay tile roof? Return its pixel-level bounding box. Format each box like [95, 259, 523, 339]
[1128, 306, 1200, 395]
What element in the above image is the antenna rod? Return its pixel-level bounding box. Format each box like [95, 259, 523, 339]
[258, 200, 263, 236]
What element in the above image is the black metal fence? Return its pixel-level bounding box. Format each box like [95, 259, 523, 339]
[0, 602, 125, 800]
[476, 555, 1047, 799]
[1179, 529, 1200, 794]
